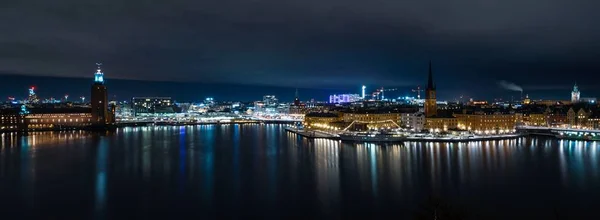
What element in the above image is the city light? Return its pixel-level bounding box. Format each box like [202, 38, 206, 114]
[361, 85, 366, 99]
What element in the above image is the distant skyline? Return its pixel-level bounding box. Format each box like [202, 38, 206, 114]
[0, 74, 591, 103]
[1, 0, 598, 100]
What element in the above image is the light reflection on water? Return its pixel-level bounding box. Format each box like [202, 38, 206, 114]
[0, 125, 599, 219]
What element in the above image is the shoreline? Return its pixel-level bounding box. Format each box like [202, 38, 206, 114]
[0, 121, 298, 133]
[2, 123, 597, 142]
[285, 127, 525, 142]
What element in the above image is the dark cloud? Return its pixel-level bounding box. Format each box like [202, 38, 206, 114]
[1, 0, 599, 98]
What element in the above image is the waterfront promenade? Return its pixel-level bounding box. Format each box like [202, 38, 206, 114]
[285, 127, 523, 142]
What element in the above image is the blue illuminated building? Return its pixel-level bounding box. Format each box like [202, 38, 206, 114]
[329, 94, 361, 104]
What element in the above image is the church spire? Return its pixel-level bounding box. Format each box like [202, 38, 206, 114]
[293, 88, 300, 106]
[427, 60, 435, 90]
[424, 60, 437, 118]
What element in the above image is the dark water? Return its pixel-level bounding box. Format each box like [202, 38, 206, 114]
[1, 124, 599, 219]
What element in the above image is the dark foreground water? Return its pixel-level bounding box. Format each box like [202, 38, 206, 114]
[1, 124, 599, 219]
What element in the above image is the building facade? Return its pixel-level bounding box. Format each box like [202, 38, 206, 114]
[24, 108, 93, 129]
[401, 112, 425, 132]
[425, 117, 458, 132]
[1, 107, 94, 131]
[303, 112, 342, 130]
[329, 94, 361, 104]
[0, 109, 22, 130]
[522, 113, 548, 126]
[132, 97, 173, 116]
[567, 107, 590, 129]
[455, 112, 516, 134]
[341, 112, 401, 123]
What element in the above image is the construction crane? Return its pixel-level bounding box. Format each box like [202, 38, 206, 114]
[371, 87, 398, 100]
[412, 86, 423, 99]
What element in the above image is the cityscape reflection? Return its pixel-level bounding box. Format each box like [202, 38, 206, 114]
[0, 125, 599, 219]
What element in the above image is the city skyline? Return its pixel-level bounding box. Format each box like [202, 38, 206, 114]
[3, 1, 600, 219]
[0, 70, 594, 103]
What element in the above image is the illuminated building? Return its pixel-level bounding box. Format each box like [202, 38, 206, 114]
[27, 86, 40, 104]
[424, 61, 437, 117]
[425, 117, 458, 132]
[131, 97, 173, 116]
[304, 112, 342, 130]
[302, 107, 415, 131]
[24, 108, 93, 129]
[340, 107, 417, 130]
[341, 112, 400, 123]
[91, 63, 110, 125]
[1, 106, 94, 131]
[522, 113, 547, 126]
[401, 112, 425, 131]
[0, 109, 21, 130]
[523, 94, 531, 105]
[454, 112, 517, 134]
[586, 114, 600, 129]
[329, 94, 361, 104]
[567, 107, 590, 128]
[0, 63, 114, 131]
[115, 101, 134, 117]
[263, 95, 278, 106]
[571, 83, 580, 103]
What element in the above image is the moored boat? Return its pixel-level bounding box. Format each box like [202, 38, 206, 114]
[339, 132, 406, 142]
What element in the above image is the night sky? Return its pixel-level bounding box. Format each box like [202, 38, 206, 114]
[1, 0, 599, 102]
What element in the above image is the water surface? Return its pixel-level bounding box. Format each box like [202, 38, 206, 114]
[1, 124, 599, 219]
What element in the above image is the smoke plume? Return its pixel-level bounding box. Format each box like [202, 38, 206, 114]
[498, 80, 523, 92]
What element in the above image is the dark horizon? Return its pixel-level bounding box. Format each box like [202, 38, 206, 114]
[0, 74, 591, 103]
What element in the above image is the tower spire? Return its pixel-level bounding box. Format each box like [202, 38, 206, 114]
[425, 60, 437, 118]
[293, 88, 300, 106]
[94, 62, 104, 84]
[427, 60, 435, 90]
